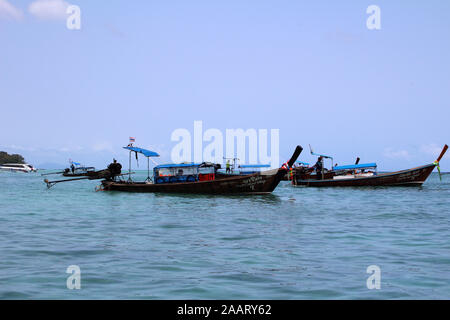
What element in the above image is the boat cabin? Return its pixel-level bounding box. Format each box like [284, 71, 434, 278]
[293, 160, 378, 181]
[154, 163, 217, 184]
[332, 163, 377, 179]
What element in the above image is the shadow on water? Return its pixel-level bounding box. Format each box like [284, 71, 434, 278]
[151, 191, 281, 205]
[98, 189, 282, 204]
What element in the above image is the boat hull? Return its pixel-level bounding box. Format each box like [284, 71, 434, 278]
[101, 169, 286, 194]
[293, 164, 436, 187]
[0, 168, 29, 173]
[63, 173, 92, 177]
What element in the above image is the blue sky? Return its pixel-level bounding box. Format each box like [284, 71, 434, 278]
[0, 0, 449, 170]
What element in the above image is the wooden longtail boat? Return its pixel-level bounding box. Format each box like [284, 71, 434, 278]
[100, 146, 303, 194]
[41, 162, 96, 177]
[292, 145, 447, 187]
[62, 164, 96, 177]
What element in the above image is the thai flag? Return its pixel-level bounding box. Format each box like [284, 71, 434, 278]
[129, 137, 136, 143]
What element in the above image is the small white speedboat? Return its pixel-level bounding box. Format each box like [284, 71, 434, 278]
[0, 163, 37, 173]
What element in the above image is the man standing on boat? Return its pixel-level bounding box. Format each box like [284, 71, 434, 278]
[226, 160, 231, 174]
[312, 156, 324, 179]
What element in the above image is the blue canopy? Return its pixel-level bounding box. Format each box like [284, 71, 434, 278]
[72, 162, 81, 166]
[309, 145, 333, 160]
[123, 146, 159, 157]
[155, 163, 201, 169]
[239, 164, 270, 168]
[334, 163, 377, 171]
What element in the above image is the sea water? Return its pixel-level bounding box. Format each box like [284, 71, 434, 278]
[0, 171, 449, 299]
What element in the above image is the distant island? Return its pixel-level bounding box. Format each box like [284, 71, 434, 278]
[0, 151, 25, 165]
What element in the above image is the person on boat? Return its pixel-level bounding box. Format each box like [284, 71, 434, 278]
[226, 160, 231, 174]
[70, 163, 75, 174]
[312, 156, 324, 179]
[107, 159, 122, 180]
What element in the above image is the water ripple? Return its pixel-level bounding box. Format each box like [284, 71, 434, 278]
[0, 171, 449, 299]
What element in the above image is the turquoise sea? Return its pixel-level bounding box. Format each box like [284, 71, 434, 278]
[0, 171, 449, 299]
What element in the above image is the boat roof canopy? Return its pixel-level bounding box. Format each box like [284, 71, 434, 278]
[155, 163, 201, 169]
[123, 146, 160, 157]
[334, 163, 377, 171]
[238, 164, 270, 168]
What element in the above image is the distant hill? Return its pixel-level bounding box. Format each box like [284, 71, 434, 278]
[0, 151, 25, 165]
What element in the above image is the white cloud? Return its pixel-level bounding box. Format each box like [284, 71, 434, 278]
[2, 144, 37, 152]
[383, 148, 410, 160]
[28, 0, 70, 20]
[59, 146, 83, 153]
[0, 0, 24, 20]
[92, 142, 114, 153]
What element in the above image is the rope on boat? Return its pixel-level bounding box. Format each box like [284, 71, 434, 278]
[433, 161, 442, 181]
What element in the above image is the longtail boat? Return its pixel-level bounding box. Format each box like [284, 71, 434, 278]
[100, 146, 303, 194]
[62, 167, 96, 177]
[41, 161, 96, 177]
[291, 144, 447, 187]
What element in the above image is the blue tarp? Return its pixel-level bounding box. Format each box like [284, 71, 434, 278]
[297, 161, 310, 166]
[239, 164, 270, 168]
[334, 163, 377, 171]
[123, 146, 160, 157]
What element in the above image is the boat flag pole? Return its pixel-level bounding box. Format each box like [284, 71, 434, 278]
[148, 157, 150, 182]
[129, 149, 132, 182]
[128, 137, 135, 182]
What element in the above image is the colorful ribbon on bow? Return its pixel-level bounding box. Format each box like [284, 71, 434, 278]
[433, 161, 442, 181]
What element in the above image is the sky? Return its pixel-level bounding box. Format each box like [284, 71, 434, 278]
[0, 0, 449, 170]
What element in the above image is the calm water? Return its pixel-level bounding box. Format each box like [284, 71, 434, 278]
[0, 171, 449, 299]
